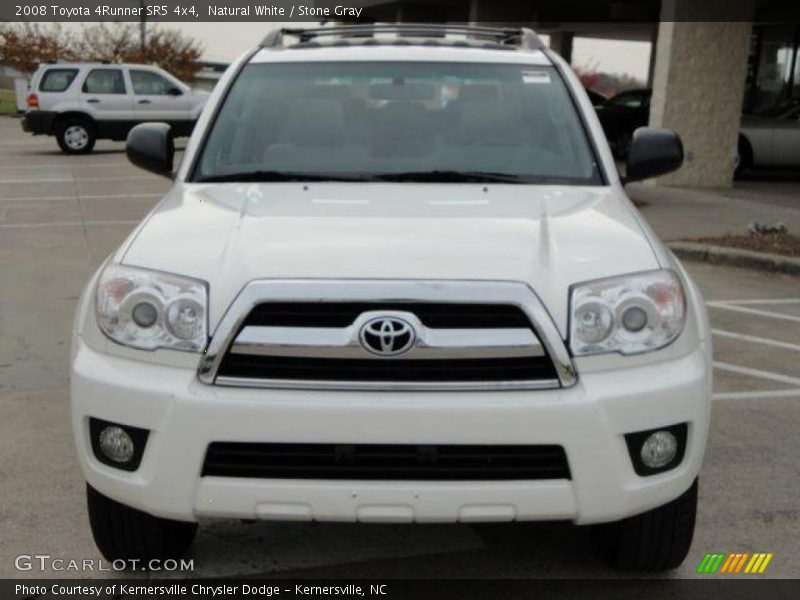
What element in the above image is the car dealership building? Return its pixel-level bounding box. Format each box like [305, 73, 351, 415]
[355, 0, 800, 188]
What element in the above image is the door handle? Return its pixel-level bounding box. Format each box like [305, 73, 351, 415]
[138, 99, 151, 104]
[87, 98, 100, 103]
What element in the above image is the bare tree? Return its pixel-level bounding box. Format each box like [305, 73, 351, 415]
[1, 22, 203, 82]
[75, 23, 139, 64]
[75, 23, 203, 82]
[0, 23, 76, 74]
[125, 27, 204, 82]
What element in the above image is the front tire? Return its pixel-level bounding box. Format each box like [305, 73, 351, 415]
[86, 484, 197, 567]
[56, 118, 96, 154]
[600, 478, 698, 571]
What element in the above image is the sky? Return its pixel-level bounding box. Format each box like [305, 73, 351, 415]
[63, 22, 652, 81]
[180, 23, 652, 81]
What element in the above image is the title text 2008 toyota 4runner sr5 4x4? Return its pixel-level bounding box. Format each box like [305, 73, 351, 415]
[71, 25, 711, 572]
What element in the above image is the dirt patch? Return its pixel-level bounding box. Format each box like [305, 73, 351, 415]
[687, 233, 800, 257]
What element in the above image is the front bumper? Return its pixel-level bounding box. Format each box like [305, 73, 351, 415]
[71, 337, 711, 525]
[21, 110, 57, 135]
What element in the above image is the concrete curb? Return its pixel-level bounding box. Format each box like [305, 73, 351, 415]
[668, 242, 800, 276]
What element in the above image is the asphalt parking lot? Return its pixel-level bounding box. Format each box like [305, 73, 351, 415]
[1, 116, 799, 580]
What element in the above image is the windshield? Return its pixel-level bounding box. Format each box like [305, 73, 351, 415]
[193, 61, 602, 184]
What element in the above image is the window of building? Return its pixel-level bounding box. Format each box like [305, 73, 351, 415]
[750, 25, 798, 114]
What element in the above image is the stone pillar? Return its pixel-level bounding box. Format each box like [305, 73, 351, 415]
[648, 0, 754, 187]
[548, 31, 574, 64]
[646, 25, 658, 86]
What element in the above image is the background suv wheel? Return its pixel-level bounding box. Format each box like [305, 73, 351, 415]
[56, 118, 96, 154]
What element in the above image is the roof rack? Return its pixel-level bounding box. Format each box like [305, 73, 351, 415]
[260, 24, 545, 51]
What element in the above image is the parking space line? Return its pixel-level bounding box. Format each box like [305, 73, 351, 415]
[707, 301, 800, 324]
[0, 163, 130, 170]
[0, 220, 139, 229]
[713, 361, 800, 386]
[1, 193, 163, 202]
[0, 175, 154, 184]
[711, 329, 800, 352]
[714, 389, 800, 400]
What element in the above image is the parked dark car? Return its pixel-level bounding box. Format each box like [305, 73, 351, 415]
[595, 88, 652, 158]
[585, 88, 607, 107]
[738, 102, 800, 175]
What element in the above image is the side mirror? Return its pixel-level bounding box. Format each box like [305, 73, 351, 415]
[167, 87, 183, 96]
[624, 127, 684, 183]
[126, 122, 174, 178]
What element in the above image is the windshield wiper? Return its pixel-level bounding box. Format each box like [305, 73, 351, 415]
[196, 170, 377, 183]
[372, 170, 524, 184]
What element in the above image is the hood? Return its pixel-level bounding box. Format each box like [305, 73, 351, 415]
[121, 183, 660, 335]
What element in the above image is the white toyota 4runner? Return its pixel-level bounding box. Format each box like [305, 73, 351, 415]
[71, 25, 712, 572]
[22, 62, 209, 154]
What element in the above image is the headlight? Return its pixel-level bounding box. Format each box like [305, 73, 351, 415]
[95, 264, 207, 352]
[569, 269, 685, 356]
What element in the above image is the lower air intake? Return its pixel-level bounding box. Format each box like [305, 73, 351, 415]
[202, 442, 571, 481]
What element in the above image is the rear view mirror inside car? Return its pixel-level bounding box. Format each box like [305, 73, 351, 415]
[369, 82, 437, 101]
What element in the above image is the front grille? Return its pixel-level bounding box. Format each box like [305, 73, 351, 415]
[199, 281, 575, 390]
[217, 354, 557, 382]
[202, 442, 571, 480]
[207, 294, 564, 390]
[242, 302, 532, 329]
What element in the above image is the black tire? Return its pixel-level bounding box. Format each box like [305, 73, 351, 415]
[734, 137, 752, 178]
[56, 117, 96, 154]
[599, 478, 698, 571]
[86, 484, 197, 567]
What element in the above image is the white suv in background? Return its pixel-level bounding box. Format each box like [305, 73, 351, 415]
[22, 62, 209, 153]
[71, 25, 712, 572]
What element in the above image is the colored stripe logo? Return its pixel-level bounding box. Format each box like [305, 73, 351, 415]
[697, 552, 773, 574]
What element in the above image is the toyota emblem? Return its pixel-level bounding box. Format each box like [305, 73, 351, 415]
[359, 316, 416, 356]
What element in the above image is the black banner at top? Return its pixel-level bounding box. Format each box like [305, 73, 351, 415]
[3, 0, 800, 24]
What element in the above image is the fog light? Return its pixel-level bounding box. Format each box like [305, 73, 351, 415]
[98, 426, 135, 463]
[89, 418, 149, 472]
[640, 430, 678, 468]
[624, 423, 687, 476]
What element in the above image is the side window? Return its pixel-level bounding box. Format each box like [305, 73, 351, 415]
[82, 69, 126, 95]
[609, 92, 643, 108]
[130, 70, 175, 95]
[39, 69, 78, 92]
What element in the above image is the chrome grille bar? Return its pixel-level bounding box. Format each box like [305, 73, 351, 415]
[230, 311, 544, 361]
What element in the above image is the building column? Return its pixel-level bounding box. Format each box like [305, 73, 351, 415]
[646, 25, 658, 87]
[548, 31, 574, 64]
[648, 0, 754, 187]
